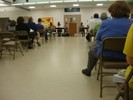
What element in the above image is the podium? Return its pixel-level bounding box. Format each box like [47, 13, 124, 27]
[69, 23, 77, 36]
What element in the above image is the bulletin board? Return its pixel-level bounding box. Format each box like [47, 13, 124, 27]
[41, 17, 53, 28]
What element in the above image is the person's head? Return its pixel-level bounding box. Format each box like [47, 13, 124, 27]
[100, 12, 108, 21]
[38, 18, 42, 23]
[10, 20, 16, 26]
[93, 13, 99, 18]
[108, 1, 130, 18]
[28, 17, 33, 23]
[17, 16, 24, 24]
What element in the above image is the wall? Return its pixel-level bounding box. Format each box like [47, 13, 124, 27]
[0, 7, 109, 27]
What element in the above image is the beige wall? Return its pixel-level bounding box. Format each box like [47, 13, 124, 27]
[0, 7, 110, 27]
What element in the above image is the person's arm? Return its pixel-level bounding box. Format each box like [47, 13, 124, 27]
[123, 24, 133, 65]
[126, 56, 133, 65]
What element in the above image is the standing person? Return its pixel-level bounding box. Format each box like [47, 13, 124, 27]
[27, 17, 41, 46]
[82, 1, 133, 76]
[36, 18, 48, 42]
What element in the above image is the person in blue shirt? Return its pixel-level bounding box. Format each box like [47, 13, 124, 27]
[82, 1, 133, 76]
[27, 17, 41, 46]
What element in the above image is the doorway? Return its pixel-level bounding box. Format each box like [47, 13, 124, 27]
[64, 15, 81, 36]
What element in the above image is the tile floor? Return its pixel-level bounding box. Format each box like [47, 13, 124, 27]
[0, 37, 118, 100]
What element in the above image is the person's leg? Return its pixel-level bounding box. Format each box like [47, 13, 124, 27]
[82, 48, 98, 76]
[44, 31, 48, 42]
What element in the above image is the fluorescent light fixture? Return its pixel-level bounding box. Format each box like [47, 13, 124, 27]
[50, 1, 63, 3]
[50, 5, 56, 7]
[0, 4, 8, 6]
[24, 2, 36, 5]
[64, 0, 77, 3]
[37, 2, 49, 4]
[96, 3, 103, 6]
[79, 0, 92, 1]
[29, 6, 35, 9]
[0, 1, 4, 3]
[12, 3, 23, 6]
[0, 10, 5, 12]
[94, 0, 107, 1]
[73, 4, 79, 7]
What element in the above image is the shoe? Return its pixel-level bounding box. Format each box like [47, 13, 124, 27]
[28, 46, 33, 49]
[37, 42, 41, 46]
[82, 69, 91, 76]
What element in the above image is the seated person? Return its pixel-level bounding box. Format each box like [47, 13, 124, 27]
[82, 1, 133, 76]
[48, 22, 56, 36]
[36, 18, 48, 42]
[16, 16, 34, 49]
[27, 17, 41, 46]
[57, 22, 62, 36]
[123, 23, 133, 90]
[7, 20, 16, 31]
[79, 22, 85, 37]
[93, 12, 108, 35]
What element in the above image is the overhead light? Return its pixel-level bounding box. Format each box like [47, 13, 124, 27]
[37, 2, 49, 4]
[24, 2, 36, 5]
[79, 0, 92, 1]
[94, 0, 107, 1]
[0, 0, 4, 3]
[12, 3, 23, 6]
[96, 3, 103, 6]
[73, 4, 79, 7]
[0, 10, 5, 12]
[64, 0, 77, 3]
[50, 1, 63, 3]
[50, 5, 56, 7]
[29, 6, 35, 9]
[0, 4, 8, 6]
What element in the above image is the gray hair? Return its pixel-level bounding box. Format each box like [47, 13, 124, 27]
[101, 12, 108, 21]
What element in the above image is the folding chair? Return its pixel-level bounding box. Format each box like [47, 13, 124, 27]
[97, 37, 128, 97]
[0, 32, 24, 59]
[14, 31, 30, 51]
[38, 29, 45, 44]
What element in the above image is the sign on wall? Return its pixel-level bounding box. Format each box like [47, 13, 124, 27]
[64, 8, 80, 12]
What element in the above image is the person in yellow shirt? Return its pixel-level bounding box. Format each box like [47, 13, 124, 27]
[123, 23, 133, 89]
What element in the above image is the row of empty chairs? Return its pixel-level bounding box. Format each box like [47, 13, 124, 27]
[0, 31, 24, 59]
[0, 30, 49, 60]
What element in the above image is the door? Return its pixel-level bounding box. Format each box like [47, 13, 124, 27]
[64, 15, 81, 36]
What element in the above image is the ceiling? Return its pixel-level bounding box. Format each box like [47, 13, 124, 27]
[1, 0, 133, 11]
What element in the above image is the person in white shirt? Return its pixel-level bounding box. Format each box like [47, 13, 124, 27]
[88, 13, 101, 36]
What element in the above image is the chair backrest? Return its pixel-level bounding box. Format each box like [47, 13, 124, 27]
[102, 37, 126, 52]
[14, 31, 28, 36]
[0, 32, 15, 39]
[38, 29, 44, 35]
[100, 37, 127, 68]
